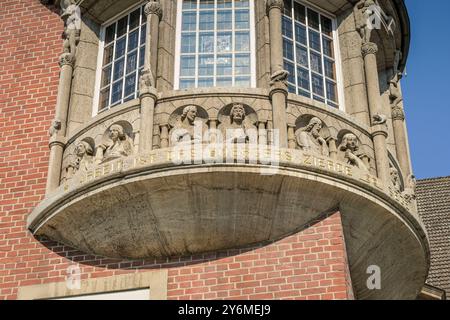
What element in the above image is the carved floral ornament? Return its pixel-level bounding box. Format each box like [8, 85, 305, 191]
[144, 1, 163, 19]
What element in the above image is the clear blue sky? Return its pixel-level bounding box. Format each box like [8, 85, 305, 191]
[402, 0, 450, 179]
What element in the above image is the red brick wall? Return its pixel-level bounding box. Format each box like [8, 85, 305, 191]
[0, 0, 354, 300]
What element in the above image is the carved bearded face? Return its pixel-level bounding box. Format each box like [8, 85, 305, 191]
[311, 122, 322, 138]
[231, 105, 245, 124]
[344, 134, 358, 151]
[75, 143, 86, 157]
[109, 125, 123, 142]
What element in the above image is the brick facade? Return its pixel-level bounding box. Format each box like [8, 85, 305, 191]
[0, 0, 354, 300]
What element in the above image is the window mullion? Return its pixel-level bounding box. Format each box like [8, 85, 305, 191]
[318, 14, 327, 104]
[108, 22, 118, 110]
[305, 8, 313, 100]
[290, 0, 298, 95]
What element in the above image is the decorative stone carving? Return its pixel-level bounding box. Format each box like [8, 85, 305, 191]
[270, 69, 289, 86]
[97, 124, 134, 163]
[266, 0, 284, 13]
[390, 166, 402, 192]
[389, 72, 403, 107]
[338, 133, 369, 171]
[372, 114, 387, 126]
[403, 174, 417, 201]
[48, 119, 62, 137]
[295, 117, 329, 157]
[144, 1, 163, 19]
[218, 103, 258, 144]
[361, 42, 378, 57]
[354, 0, 377, 43]
[169, 105, 208, 146]
[139, 68, 155, 93]
[60, 0, 81, 60]
[67, 140, 94, 178]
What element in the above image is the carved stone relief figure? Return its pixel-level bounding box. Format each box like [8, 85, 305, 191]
[67, 140, 94, 178]
[295, 117, 329, 157]
[390, 166, 402, 192]
[218, 103, 258, 144]
[169, 105, 208, 146]
[97, 124, 134, 163]
[354, 0, 377, 43]
[338, 133, 369, 171]
[403, 174, 417, 201]
[60, 0, 81, 59]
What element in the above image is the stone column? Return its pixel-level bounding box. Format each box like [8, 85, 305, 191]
[362, 42, 390, 183]
[391, 106, 410, 177]
[267, 0, 288, 148]
[46, 54, 75, 194]
[160, 125, 169, 148]
[287, 125, 296, 149]
[139, 1, 162, 153]
[327, 137, 338, 160]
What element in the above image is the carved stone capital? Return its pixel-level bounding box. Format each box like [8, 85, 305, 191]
[391, 106, 405, 121]
[59, 53, 75, 67]
[361, 42, 378, 57]
[371, 124, 388, 138]
[144, 1, 163, 20]
[266, 0, 284, 14]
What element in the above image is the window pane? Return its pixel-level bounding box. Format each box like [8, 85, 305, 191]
[199, 55, 214, 76]
[295, 23, 306, 45]
[111, 80, 123, 104]
[216, 77, 232, 87]
[199, 32, 214, 53]
[235, 54, 250, 75]
[140, 25, 146, 45]
[217, 32, 232, 52]
[217, 54, 232, 75]
[307, 9, 320, 30]
[217, 0, 232, 8]
[310, 52, 322, 74]
[322, 37, 334, 57]
[326, 80, 337, 102]
[235, 32, 250, 51]
[183, 0, 197, 9]
[198, 78, 214, 87]
[284, 61, 295, 84]
[126, 51, 137, 74]
[296, 45, 308, 67]
[294, 2, 306, 24]
[129, 8, 140, 30]
[105, 24, 115, 44]
[99, 87, 110, 110]
[324, 58, 335, 79]
[180, 79, 195, 88]
[297, 67, 310, 91]
[199, 0, 214, 9]
[282, 16, 293, 39]
[199, 11, 214, 30]
[113, 58, 125, 80]
[217, 11, 232, 30]
[124, 73, 137, 97]
[321, 16, 333, 36]
[117, 16, 128, 37]
[309, 30, 321, 52]
[180, 56, 196, 76]
[312, 74, 324, 96]
[235, 0, 249, 8]
[128, 30, 139, 51]
[283, 38, 294, 61]
[139, 46, 145, 68]
[235, 10, 249, 29]
[181, 33, 196, 53]
[283, 0, 292, 16]
[101, 66, 112, 87]
[103, 45, 114, 65]
[235, 76, 250, 87]
[115, 37, 126, 58]
[182, 12, 197, 31]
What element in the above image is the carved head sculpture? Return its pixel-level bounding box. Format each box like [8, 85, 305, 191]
[339, 133, 359, 152]
[75, 141, 93, 158]
[390, 167, 400, 183]
[109, 124, 126, 142]
[181, 105, 198, 125]
[230, 104, 246, 125]
[303, 117, 323, 138]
